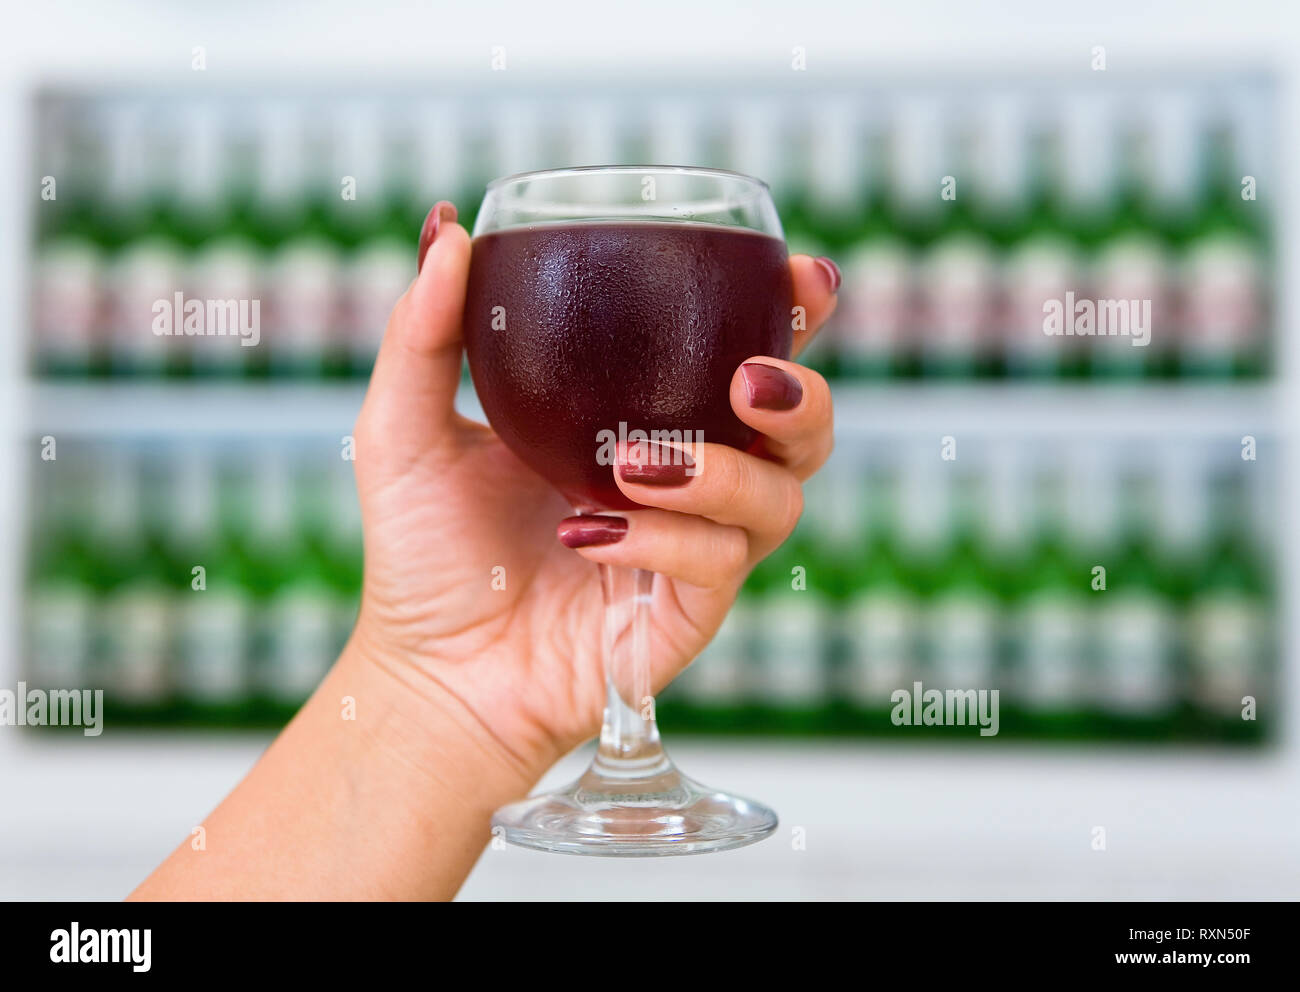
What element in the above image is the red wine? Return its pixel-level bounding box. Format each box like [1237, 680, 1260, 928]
[464, 221, 793, 510]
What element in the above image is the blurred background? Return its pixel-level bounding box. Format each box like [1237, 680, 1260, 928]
[1, 1, 1297, 900]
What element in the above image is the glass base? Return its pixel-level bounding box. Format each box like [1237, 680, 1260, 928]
[491, 755, 778, 857]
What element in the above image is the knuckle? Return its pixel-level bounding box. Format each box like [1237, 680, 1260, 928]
[387, 289, 413, 331]
[780, 479, 805, 534]
[803, 366, 830, 400]
[802, 369, 833, 429]
[707, 448, 752, 510]
[805, 436, 835, 478]
[698, 527, 748, 587]
[716, 527, 749, 574]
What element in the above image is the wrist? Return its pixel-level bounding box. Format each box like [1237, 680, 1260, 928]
[135, 634, 545, 901]
[340, 622, 556, 792]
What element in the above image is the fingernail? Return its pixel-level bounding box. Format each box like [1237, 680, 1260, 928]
[617, 442, 694, 487]
[814, 256, 841, 294]
[741, 362, 804, 411]
[417, 201, 458, 273]
[557, 515, 628, 548]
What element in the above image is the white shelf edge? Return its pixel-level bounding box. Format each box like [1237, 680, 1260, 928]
[21, 380, 1283, 439]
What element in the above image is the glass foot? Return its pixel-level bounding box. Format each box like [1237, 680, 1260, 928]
[491, 756, 778, 857]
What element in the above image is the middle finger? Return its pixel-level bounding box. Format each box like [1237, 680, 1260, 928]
[613, 440, 804, 554]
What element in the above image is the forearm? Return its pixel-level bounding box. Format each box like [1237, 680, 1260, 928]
[130, 641, 541, 901]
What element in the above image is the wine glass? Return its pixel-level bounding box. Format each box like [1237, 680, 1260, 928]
[463, 166, 792, 855]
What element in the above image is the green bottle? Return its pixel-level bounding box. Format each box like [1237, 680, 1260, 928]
[1088, 123, 1171, 380]
[916, 120, 999, 379]
[838, 126, 915, 380]
[254, 454, 340, 719]
[802, 100, 865, 257]
[675, 585, 755, 734]
[256, 104, 342, 379]
[172, 451, 253, 724]
[785, 104, 857, 380]
[26, 454, 98, 695]
[341, 107, 418, 378]
[33, 106, 104, 377]
[91, 448, 173, 721]
[1002, 121, 1085, 380]
[879, 104, 944, 382]
[729, 102, 800, 241]
[1185, 467, 1273, 740]
[101, 103, 188, 378]
[1008, 465, 1089, 736]
[413, 99, 484, 374]
[751, 473, 833, 733]
[1089, 470, 1178, 738]
[840, 461, 921, 732]
[185, 109, 263, 379]
[923, 470, 1000, 703]
[1178, 115, 1269, 379]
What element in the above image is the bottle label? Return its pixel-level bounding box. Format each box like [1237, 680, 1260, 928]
[755, 593, 828, 705]
[925, 592, 998, 689]
[840, 239, 912, 362]
[268, 237, 341, 365]
[27, 582, 94, 688]
[187, 236, 262, 372]
[34, 238, 102, 365]
[1187, 592, 1268, 715]
[102, 584, 171, 703]
[1181, 232, 1263, 355]
[263, 585, 336, 702]
[919, 233, 997, 361]
[109, 237, 187, 370]
[178, 587, 250, 704]
[1003, 234, 1080, 362]
[680, 602, 750, 706]
[1090, 232, 1169, 364]
[842, 589, 917, 706]
[1093, 591, 1175, 711]
[1013, 592, 1086, 707]
[346, 238, 414, 368]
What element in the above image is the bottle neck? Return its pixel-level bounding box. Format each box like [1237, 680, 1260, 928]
[1200, 126, 1242, 212]
[1024, 130, 1066, 220]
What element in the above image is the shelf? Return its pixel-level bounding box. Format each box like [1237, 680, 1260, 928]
[24, 380, 1281, 440]
[26, 381, 370, 439]
[829, 383, 1282, 439]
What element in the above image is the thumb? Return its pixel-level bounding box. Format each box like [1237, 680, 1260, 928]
[356, 201, 471, 468]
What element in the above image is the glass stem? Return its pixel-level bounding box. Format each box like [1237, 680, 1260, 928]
[586, 564, 675, 787]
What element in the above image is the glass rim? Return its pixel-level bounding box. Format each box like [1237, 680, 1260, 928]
[484, 164, 772, 192]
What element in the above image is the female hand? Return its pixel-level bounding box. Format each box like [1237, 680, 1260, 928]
[133, 201, 839, 901]
[350, 201, 841, 785]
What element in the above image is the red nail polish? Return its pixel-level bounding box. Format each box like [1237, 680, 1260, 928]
[815, 256, 841, 294]
[741, 362, 803, 411]
[417, 201, 458, 273]
[617, 442, 694, 487]
[557, 515, 628, 548]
